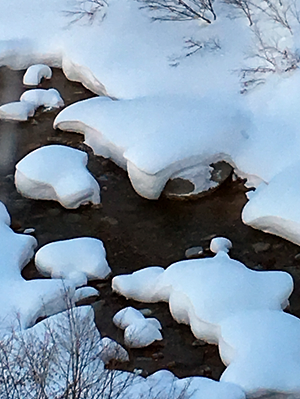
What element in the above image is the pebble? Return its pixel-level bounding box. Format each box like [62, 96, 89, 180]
[152, 352, 164, 360]
[139, 308, 153, 317]
[192, 339, 207, 347]
[185, 246, 204, 259]
[136, 357, 152, 362]
[47, 208, 61, 217]
[23, 228, 35, 234]
[252, 242, 271, 253]
[100, 216, 118, 226]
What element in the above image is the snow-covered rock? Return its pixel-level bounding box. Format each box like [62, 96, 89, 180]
[54, 95, 249, 199]
[0, 101, 36, 121]
[15, 144, 100, 209]
[23, 64, 52, 86]
[100, 337, 129, 364]
[112, 238, 293, 344]
[242, 164, 300, 246]
[113, 307, 162, 348]
[35, 237, 111, 286]
[145, 370, 246, 399]
[20, 88, 64, 109]
[219, 310, 300, 396]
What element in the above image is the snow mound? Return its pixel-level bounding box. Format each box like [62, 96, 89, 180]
[112, 237, 293, 344]
[54, 95, 249, 199]
[15, 144, 100, 209]
[23, 64, 52, 86]
[100, 337, 129, 364]
[0, 101, 36, 121]
[35, 237, 111, 286]
[20, 88, 64, 109]
[145, 370, 246, 399]
[242, 164, 300, 246]
[210, 237, 232, 254]
[219, 310, 300, 396]
[113, 307, 162, 348]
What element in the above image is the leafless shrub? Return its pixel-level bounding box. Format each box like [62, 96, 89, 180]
[170, 36, 221, 66]
[240, 26, 300, 92]
[223, 0, 254, 25]
[137, 0, 217, 24]
[64, 0, 108, 25]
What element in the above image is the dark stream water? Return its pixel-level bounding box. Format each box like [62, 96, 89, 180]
[1, 66, 300, 384]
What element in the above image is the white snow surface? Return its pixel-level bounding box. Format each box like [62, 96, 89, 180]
[0, 101, 36, 121]
[242, 164, 300, 246]
[113, 307, 162, 348]
[112, 237, 293, 344]
[53, 95, 248, 199]
[20, 88, 64, 109]
[219, 310, 300, 395]
[0, 202, 98, 333]
[35, 237, 111, 285]
[23, 64, 52, 86]
[15, 144, 100, 208]
[1, 0, 300, 242]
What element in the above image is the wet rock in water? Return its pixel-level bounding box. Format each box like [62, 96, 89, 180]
[163, 161, 233, 199]
[163, 178, 195, 197]
[139, 308, 153, 316]
[252, 242, 271, 253]
[192, 339, 207, 347]
[152, 351, 164, 360]
[294, 253, 300, 262]
[185, 246, 204, 259]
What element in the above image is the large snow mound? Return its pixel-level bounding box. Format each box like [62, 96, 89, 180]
[242, 163, 300, 246]
[219, 310, 300, 396]
[54, 95, 249, 199]
[15, 144, 100, 209]
[112, 237, 293, 344]
[35, 237, 111, 285]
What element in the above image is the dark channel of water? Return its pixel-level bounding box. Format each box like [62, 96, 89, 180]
[1, 66, 300, 381]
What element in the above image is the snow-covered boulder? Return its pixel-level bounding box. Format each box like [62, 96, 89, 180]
[20, 88, 64, 109]
[0, 101, 36, 121]
[54, 95, 249, 199]
[23, 64, 52, 86]
[35, 237, 111, 286]
[100, 337, 129, 364]
[15, 144, 100, 209]
[112, 238, 293, 344]
[146, 370, 246, 399]
[242, 163, 300, 246]
[0, 201, 37, 280]
[113, 307, 162, 348]
[219, 310, 300, 396]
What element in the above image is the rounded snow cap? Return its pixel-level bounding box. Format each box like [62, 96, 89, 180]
[210, 237, 232, 254]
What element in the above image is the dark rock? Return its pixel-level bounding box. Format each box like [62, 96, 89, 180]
[210, 161, 233, 184]
[192, 339, 207, 347]
[252, 242, 271, 253]
[185, 246, 204, 259]
[295, 253, 300, 262]
[163, 178, 195, 197]
[152, 352, 164, 360]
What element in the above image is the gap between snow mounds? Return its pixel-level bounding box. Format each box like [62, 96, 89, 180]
[54, 95, 250, 199]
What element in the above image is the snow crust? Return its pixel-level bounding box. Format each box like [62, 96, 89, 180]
[15, 144, 100, 208]
[35, 237, 111, 285]
[23, 64, 52, 86]
[113, 307, 163, 348]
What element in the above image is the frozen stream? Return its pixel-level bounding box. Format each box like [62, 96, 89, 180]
[1, 66, 300, 388]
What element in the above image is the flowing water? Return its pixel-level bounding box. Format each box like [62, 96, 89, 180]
[1, 66, 300, 386]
